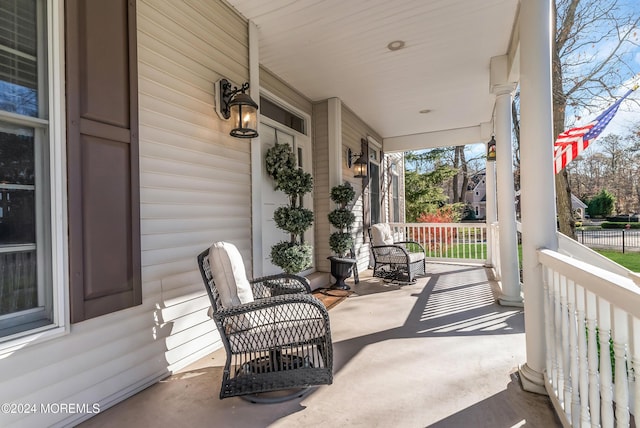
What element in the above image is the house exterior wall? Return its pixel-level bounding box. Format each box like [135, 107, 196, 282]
[312, 100, 385, 275]
[0, 1, 250, 426]
[137, 0, 250, 367]
[260, 66, 313, 116]
[0, 1, 397, 425]
[341, 104, 383, 273]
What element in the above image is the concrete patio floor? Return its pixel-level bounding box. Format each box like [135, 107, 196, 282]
[79, 263, 561, 428]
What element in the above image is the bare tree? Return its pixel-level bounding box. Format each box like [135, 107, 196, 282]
[552, 0, 640, 237]
[451, 146, 469, 203]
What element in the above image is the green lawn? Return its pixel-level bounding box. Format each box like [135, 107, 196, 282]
[424, 243, 487, 259]
[593, 249, 640, 272]
[418, 242, 639, 272]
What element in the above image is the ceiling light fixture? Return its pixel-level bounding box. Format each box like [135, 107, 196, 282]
[387, 40, 405, 51]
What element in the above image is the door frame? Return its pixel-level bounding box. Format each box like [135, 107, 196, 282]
[251, 89, 312, 277]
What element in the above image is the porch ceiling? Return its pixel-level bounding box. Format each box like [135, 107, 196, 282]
[227, 0, 520, 141]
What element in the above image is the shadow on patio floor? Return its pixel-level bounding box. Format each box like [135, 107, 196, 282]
[79, 263, 560, 428]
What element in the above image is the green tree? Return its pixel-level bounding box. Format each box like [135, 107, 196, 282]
[404, 150, 458, 222]
[587, 189, 616, 217]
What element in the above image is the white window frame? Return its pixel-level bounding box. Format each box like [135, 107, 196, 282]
[0, 0, 68, 354]
[391, 170, 400, 223]
[367, 136, 382, 224]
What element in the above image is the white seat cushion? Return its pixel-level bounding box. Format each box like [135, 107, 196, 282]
[208, 242, 254, 309]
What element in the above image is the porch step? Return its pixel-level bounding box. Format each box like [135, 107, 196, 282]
[305, 272, 331, 291]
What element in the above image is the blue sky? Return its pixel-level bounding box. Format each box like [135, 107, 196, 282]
[566, 0, 640, 139]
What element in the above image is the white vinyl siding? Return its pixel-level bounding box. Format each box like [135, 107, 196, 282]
[137, 0, 251, 370]
[260, 66, 313, 117]
[0, 1, 251, 426]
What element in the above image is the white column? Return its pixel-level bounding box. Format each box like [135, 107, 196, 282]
[519, 0, 558, 395]
[327, 98, 343, 189]
[484, 159, 497, 269]
[494, 88, 523, 306]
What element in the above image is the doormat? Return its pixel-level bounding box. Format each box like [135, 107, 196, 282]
[312, 289, 351, 310]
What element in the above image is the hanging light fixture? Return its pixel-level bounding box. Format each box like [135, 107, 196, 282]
[487, 135, 496, 161]
[347, 147, 368, 178]
[215, 79, 259, 138]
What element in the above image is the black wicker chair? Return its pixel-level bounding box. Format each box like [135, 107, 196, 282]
[369, 223, 426, 283]
[197, 244, 333, 403]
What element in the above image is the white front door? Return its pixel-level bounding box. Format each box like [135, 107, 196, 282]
[260, 121, 314, 276]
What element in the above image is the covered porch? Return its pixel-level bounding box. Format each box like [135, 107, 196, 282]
[79, 264, 560, 427]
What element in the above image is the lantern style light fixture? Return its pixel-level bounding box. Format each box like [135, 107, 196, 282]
[347, 147, 368, 178]
[215, 79, 259, 138]
[487, 135, 496, 161]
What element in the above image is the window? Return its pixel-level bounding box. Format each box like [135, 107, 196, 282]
[260, 97, 305, 134]
[0, 0, 53, 339]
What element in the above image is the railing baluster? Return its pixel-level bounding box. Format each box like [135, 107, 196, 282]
[633, 316, 640, 424]
[612, 307, 629, 427]
[598, 299, 614, 428]
[393, 222, 487, 262]
[560, 275, 571, 415]
[568, 279, 581, 426]
[554, 271, 565, 402]
[586, 291, 600, 428]
[575, 284, 591, 427]
[543, 266, 556, 391]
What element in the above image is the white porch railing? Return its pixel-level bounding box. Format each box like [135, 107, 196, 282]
[489, 222, 501, 278]
[388, 222, 487, 263]
[539, 249, 640, 427]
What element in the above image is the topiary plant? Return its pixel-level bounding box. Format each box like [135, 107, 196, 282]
[328, 183, 356, 257]
[265, 142, 314, 274]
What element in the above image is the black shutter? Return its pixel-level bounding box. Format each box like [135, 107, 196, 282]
[66, 0, 141, 322]
[361, 138, 371, 241]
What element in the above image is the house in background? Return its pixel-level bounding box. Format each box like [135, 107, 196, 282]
[466, 172, 487, 219]
[2, 1, 635, 427]
[571, 194, 588, 220]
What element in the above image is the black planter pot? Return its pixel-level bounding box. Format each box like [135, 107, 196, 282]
[328, 256, 356, 290]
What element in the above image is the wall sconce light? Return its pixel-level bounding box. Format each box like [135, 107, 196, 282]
[487, 136, 496, 161]
[347, 147, 368, 178]
[215, 79, 259, 138]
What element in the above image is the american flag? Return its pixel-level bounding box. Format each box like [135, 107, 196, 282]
[553, 87, 636, 174]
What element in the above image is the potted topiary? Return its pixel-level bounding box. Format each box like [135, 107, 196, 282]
[328, 182, 357, 289]
[265, 142, 314, 274]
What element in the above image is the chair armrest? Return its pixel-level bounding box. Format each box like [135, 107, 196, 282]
[250, 273, 311, 299]
[394, 240, 426, 253]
